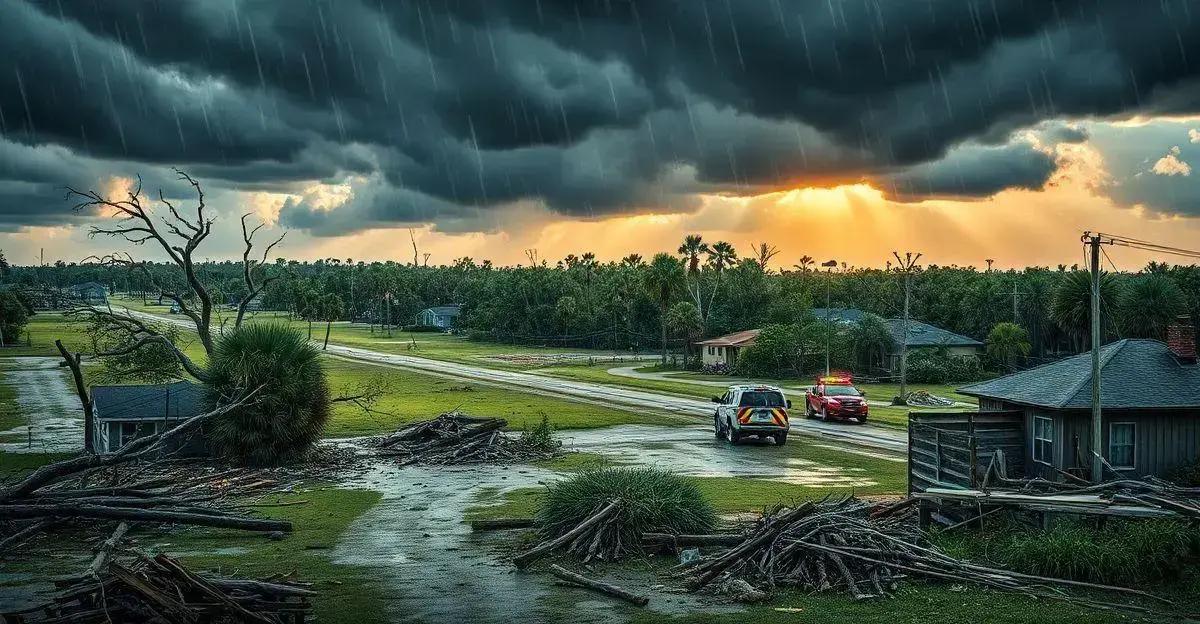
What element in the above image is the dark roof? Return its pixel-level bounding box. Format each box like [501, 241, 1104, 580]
[423, 304, 462, 316]
[888, 319, 982, 348]
[810, 308, 867, 323]
[810, 307, 981, 348]
[68, 282, 107, 292]
[959, 339, 1200, 409]
[696, 329, 761, 347]
[91, 381, 210, 421]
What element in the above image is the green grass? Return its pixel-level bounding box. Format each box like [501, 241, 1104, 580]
[540, 364, 717, 399]
[0, 369, 23, 431]
[322, 357, 666, 437]
[0, 450, 74, 478]
[0, 313, 93, 357]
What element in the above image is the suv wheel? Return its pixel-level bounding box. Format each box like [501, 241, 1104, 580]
[725, 419, 741, 444]
[774, 432, 788, 445]
[713, 414, 723, 438]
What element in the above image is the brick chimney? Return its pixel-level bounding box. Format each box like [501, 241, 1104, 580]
[1166, 315, 1197, 363]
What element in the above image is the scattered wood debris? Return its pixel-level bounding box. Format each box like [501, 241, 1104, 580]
[373, 412, 559, 465]
[682, 495, 1184, 618]
[513, 500, 620, 568]
[548, 563, 648, 607]
[919, 476, 1200, 519]
[902, 391, 955, 407]
[3, 546, 314, 623]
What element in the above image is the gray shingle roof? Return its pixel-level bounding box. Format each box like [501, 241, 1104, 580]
[92, 381, 210, 421]
[424, 304, 462, 316]
[958, 339, 1200, 409]
[809, 307, 981, 348]
[887, 319, 983, 348]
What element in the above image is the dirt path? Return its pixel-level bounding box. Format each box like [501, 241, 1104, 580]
[0, 357, 82, 454]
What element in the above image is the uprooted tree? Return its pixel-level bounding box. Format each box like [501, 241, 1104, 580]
[61, 169, 377, 464]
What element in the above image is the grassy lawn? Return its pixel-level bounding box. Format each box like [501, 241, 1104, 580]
[540, 364, 717, 399]
[156, 486, 386, 624]
[323, 357, 666, 437]
[0, 313, 93, 357]
[0, 369, 23, 431]
[0, 450, 74, 477]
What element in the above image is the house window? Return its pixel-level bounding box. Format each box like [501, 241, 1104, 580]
[1109, 422, 1136, 469]
[1033, 416, 1053, 465]
[117, 422, 155, 450]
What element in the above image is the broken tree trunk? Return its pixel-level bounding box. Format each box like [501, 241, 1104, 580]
[0, 504, 292, 532]
[84, 522, 130, 578]
[514, 500, 620, 568]
[549, 564, 649, 607]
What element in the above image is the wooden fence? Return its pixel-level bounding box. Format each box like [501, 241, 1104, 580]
[908, 411, 1025, 494]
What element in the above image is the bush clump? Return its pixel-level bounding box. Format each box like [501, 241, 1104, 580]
[538, 467, 716, 559]
[205, 324, 330, 465]
[936, 517, 1198, 584]
[906, 348, 985, 383]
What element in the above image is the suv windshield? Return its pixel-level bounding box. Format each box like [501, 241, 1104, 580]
[825, 385, 861, 397]
[739, 391, 786, 407]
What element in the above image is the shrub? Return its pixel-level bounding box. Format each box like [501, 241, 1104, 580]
[519, 414, 559, 453]
[936, 517, 1198, 584]
[401, 324, 443, 332]
[538, 467, 716, 558]
[205, 324, 330, 465]
[1168, 460, 1200, 487]
[906, 348, 985, 383]
[0, 291, 28, 345]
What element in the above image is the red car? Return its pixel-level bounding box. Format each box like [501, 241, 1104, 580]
[805, 375, 869, 423]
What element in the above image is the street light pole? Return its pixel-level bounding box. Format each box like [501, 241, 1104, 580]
[821, 259, 838, 375]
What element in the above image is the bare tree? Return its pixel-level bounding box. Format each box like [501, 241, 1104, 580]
[65, 169, 282, 377]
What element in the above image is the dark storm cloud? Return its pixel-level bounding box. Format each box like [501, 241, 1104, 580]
[2, 0, 1200, 234]
[877, 141, 1057, 201]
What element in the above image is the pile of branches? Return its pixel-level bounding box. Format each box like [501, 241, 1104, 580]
[682, 496, 1181, 616]
[1, 398, 296, 556]
[4, 546, 314, 623]
[373, 412, 559, 466]
[902, 390, 955, 407]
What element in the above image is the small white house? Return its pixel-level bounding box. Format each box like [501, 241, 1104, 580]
[88, 381, 209, 455]
[697, 329, 761, 367]
[416, 304, 462, 329]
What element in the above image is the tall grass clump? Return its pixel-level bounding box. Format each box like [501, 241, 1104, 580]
[205, 324, 330, 465]
[538, 467, 716, 560]
[935, 517, 1198, 584]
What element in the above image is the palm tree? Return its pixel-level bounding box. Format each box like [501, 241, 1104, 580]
[704, 241, 737, 318]
[986, 322, 1031, 370]
[1119, 274, 1186, 339]
[793, 255, 814, 272]
[753, 242, 780, 271]
[1050, 271, 1120, 351]
[621, 254, 644, 267]
[677, 234, 709, 311]
[644, 253, 685, 365]
[666, 301, 704, 365]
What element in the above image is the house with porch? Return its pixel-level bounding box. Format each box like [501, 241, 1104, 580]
[88, 381, 211, 455]
[697, 329, 761, 367]
[66, 282, 109, 305]
[416, 304, 462, 329]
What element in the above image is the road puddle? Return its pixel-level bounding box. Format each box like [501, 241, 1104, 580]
[0, 357, 82, 454]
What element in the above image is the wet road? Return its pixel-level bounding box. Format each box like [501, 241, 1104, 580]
[0, 357, 82, 454]
[125, 309, 907, 454]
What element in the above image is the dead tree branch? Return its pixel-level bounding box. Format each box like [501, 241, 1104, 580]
[235, 213, 286, 328]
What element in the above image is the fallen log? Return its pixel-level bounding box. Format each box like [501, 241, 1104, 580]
[0, 519, 50, 554]
[0, 503, 292, 532]
[641, 532, 743, 551]
[84, 522, 130, 578]
[549, 564, 649, 607]
[514, 500, 620, 568]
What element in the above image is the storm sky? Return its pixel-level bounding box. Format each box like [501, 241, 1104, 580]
[1, 0, 1199, 267]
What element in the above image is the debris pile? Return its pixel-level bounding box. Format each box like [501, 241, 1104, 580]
[373, 412, 559, 465]
[903, 390, 956, 407]
[920, 476, 1200, 519]
[682, 496, 1178, 615]
[4, 547, 314, 623]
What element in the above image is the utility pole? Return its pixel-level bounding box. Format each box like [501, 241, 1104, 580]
[1011, 280, 1020, 322]
[893, 251, 922, 403]
[821, 259, 838, 375]
[1085, 232, 1104, 483]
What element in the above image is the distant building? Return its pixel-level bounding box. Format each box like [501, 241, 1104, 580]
[67, 282, 109, 305]
[416, 304, 462, 329]
[697, 329, 762, 367]
[809, 307, 982, 371]
[89, 381, 210, 455]
[958, 319, 1200, 481]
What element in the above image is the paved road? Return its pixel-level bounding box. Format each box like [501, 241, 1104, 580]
[125, 309, 907, 453]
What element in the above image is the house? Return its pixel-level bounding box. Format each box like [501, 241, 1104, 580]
[88, 381, 210, 455]
[67, 282, 108, 305]
[810, 307, 982, 371]
[416, 304, 462, 329]
[697, 329, 762, 367]
[956, 319, 1200, 481]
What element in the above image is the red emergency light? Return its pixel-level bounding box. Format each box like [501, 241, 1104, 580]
[818, 374, 853, 385]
